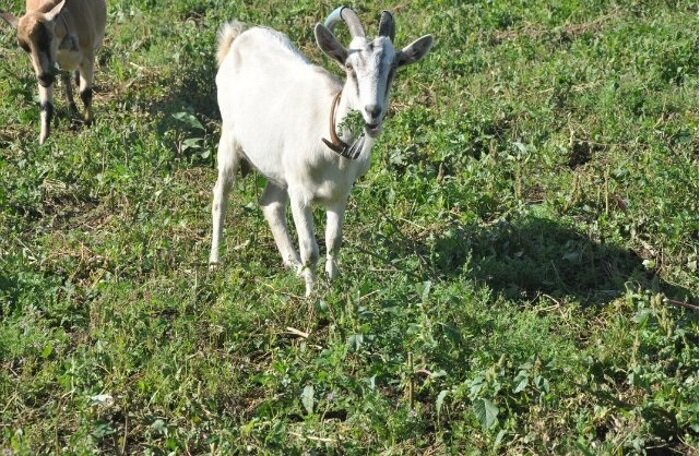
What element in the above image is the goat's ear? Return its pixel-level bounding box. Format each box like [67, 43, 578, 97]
[0, 12, 19, 28]
[43, 0, 66, 21]
[314, 23, 347, 66]
[396, 35, 433, 68]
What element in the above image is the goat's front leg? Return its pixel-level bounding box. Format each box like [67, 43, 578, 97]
[78, 57, 95, 124]
[260, 181, 301, 269]
[289, 192, 319, 297]
[325, 202, 346, 280]
[38, 81, 54, 145]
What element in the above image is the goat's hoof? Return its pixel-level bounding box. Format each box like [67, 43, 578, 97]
[284, 258, 302, 272]
[304, 282, 314, 298]
[294, 263, 308, 277]
[325, 261, 338, 280]
[298, 266, 315, 297]
[208, 261, 219, 272]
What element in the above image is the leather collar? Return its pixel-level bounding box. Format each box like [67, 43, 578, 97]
[322, 91, 364, 160]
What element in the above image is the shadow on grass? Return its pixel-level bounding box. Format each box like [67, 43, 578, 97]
[151, 59, 219, 121]
[146, 55, 220, 162]
[382, 215, 697, 306]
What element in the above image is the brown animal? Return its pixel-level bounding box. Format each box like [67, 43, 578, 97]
[1, 0, 106, 144]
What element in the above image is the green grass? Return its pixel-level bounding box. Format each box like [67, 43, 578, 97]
[1, 0, 698, 454]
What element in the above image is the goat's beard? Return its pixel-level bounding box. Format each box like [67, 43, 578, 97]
[345, 134, 366, 159]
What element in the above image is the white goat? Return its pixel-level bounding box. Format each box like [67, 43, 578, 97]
[1, 0, 106, 144]
[210, 7, 433, 296]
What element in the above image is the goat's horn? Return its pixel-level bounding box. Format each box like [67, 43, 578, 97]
[324, 6, 365, 38]
[378, 11, 395, 41]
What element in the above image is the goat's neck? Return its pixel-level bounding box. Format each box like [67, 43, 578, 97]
[334, 87, 356, 143]
[53, 11, 71, 43]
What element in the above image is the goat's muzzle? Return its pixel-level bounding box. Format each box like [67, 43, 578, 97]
[37, 73, 55, 87]
[364, 122, 381, 138]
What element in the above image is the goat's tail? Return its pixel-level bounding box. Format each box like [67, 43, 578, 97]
[216, 21, 247, 67]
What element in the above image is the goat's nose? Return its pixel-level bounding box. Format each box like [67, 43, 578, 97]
[364, 104, 381, 119]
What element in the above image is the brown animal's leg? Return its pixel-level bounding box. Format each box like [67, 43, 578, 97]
[38, 82, 54, 145]
[78, 58, 95, 125]
[61, 71, 77, 113]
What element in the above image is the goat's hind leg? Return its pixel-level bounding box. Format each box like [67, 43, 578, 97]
[260, 182, 301, 270]
[209, 129, 241, 266]
[78, 57, 95, 124]
[61, 70, 78, 114]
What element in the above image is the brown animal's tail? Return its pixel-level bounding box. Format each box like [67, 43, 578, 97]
[216, 21, 247, 67]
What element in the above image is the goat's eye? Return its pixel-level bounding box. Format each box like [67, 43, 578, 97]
[345, 63, 353, 71]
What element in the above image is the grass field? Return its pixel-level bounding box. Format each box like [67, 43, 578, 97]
[0, 0, 698, 454]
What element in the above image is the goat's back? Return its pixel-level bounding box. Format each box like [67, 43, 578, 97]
[216, 26, 341, 186]
[217, 26, 310, 74]
[26, 0, 59, 12]
[26, 0, 106, 50]
[66, 0, 106, 50]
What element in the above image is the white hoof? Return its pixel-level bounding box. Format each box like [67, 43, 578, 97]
[299, 265, 315, 297]
[325, 258, 338, 280]
[284, 256, 302, 272]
